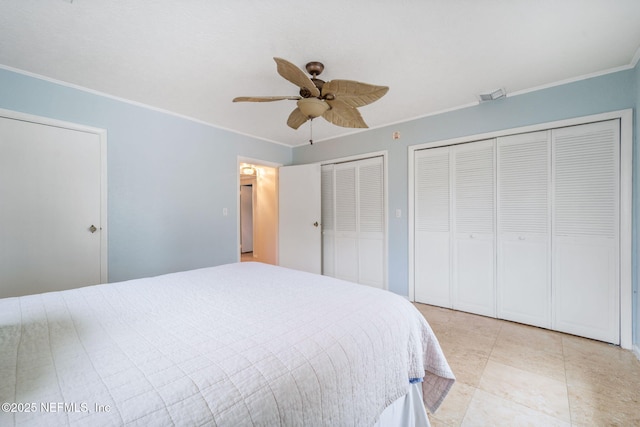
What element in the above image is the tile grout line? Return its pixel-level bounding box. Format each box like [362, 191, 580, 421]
[561, 335, 575, 427]
[458, 320, 503, 426]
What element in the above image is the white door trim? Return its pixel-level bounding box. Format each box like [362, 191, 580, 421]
[408, 109, 632, 349]
[0, 108, 108, 284]
[236, 156, 283, 263]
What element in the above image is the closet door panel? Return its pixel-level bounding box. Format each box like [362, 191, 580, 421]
[497, 131, 551, 328]
[452, 140, 495, 317]
[334, 165, 358, 282]
[321, 165, 335, 277]
[414, 147, 451, 307]
[554, 238, 616, 342]
[552, 120, 619, 344]
[358, 158, 385, 289]
[324, 156, 386, 287]
[335, 237, 359, 282]
[415, 232, 450, 306]
[499, 238, 549, 326]
[454, 237, 494, 315]
[359, 237, 384, 287]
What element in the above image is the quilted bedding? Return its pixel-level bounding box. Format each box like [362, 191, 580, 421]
[0, 262, 454, 426]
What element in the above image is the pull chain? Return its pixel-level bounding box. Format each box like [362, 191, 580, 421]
[309, 118, 314, 145]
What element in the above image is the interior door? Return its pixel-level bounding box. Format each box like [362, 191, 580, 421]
[278, 163, 321, 274]
[0, 114, 106, 298]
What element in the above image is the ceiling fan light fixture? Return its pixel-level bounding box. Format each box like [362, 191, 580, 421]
[297, 98, 330, 118]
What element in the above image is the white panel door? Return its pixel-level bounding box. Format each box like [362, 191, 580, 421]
[452, 140, 496, 317]
[414, 146, 451, 307]
[278, 163, 322, 274]
[0, 115, 105, 298]
[552, 120, 619, 344]
[497, 131, 551, 328]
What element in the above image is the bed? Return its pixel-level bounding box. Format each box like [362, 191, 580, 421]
[0, 262, 454, 426]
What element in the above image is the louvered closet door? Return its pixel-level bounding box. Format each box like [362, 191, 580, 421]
[321, 164, 335, 276]
[552, 120, 620, 344]
[414, 146, 451, 307]
[357, 157, 384, 288]
[334, 163, 359, 283]
[452, 140, 496, 317]
[330, 156, 385, 288]
[497, 131, 551, 328]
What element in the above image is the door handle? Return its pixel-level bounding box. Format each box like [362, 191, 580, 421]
[313, 221, 319, 227]
[89, 225, 98, 233]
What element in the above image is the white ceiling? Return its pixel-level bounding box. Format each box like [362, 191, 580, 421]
[1, 1, 640, 147]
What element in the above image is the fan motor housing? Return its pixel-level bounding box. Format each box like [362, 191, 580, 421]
[306, 61, 324, 77]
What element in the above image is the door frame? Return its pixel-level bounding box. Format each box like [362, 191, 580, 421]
[236, 156, 282, 263]
[408, 109, 633, 349]
[320, 150, 389, 290]
[0, 108, 108, 284]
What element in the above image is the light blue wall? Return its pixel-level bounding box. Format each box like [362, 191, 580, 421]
[0, 68, 291, 282]
[2, 64, 638, 348]
[293, 69, 638, 326]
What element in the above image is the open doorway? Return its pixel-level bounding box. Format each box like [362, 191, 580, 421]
[238, 160, 279, 264]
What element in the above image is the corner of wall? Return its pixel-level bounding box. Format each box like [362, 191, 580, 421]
[635, 59, 640, 349]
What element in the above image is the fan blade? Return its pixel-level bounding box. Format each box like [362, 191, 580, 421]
[323, 99, 368, 128]
[287, 107, 309, 130]
[274, 57, 321, 98]
[322, 80, 388, 108]
[233, 96, 300, 102]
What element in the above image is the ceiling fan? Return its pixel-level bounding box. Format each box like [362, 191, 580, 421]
[233, 57, 389, 136]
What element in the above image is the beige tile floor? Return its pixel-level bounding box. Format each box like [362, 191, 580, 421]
[414, 303, 640, 427]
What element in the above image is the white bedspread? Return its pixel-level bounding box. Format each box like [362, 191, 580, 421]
[0, 262, 454, 426]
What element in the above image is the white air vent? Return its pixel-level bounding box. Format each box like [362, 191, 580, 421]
[478, 88, 506, 102]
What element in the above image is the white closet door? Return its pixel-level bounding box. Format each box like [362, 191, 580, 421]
[497, 131, 551, 328]
[334, 163, 359, 282]
[0, 116, 105, 298]
[321, 164, 335, 276]
[357, 157, 384, 288]
[326, 156, 386, 288]
[452, 140, 495, 317]
[552, 120, 620, 344]
[414, 146, 451, 307]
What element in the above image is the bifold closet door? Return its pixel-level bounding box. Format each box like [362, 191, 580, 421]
[552, 120, 620, 344]
[324, 157, 385, 288]
[452, 140, 496, 317]
[414, 146, 451, 307]
[497, 131, 551, 328]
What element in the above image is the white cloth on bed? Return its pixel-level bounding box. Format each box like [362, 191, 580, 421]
[0, 262, 454, 426]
